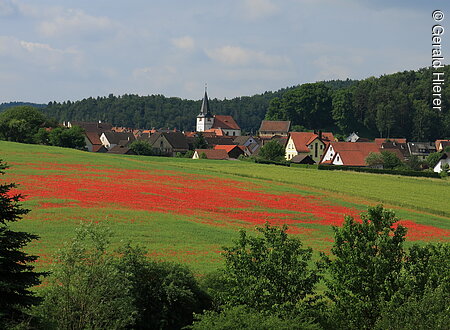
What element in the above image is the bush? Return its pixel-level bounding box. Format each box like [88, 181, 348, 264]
[258, 140, 285, 162]
[210, 223, 320, 314]
[39, 222, 136, 329]
[129, 140, 154, 156]
[116, 244, 211, 329]
[191, 305, 321, 330]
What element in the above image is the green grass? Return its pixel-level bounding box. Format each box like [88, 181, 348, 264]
[1, 141, 449, 274]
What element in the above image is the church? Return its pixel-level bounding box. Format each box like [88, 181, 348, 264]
[196, 88, 241, 136]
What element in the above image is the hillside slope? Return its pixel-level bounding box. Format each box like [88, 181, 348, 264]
[1, 141, 449, 272]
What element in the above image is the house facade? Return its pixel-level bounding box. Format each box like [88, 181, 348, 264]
[321, 142, 380, 166]
[285, 132, 334, 163]
[433, 152, 450, 173]
[258, 121, 291, 139]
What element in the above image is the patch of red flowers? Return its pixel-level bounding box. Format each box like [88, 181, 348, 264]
[7, 163, 449, 241]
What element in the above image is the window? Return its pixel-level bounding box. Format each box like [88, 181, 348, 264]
[198, 118, 202, 122]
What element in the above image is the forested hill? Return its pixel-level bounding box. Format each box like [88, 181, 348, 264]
[42, 80, 356, 134]
[42, 66, 449, 139]
[0, 102, 46, 112]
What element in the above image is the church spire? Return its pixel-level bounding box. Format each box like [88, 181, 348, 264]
[199, 83, 213, 118]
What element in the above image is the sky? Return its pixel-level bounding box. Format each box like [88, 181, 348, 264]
[0, 0, 449, 103]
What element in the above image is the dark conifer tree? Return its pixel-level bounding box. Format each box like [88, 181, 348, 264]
[0, 160, 44, 327]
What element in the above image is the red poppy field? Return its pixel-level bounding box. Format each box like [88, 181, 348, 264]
[2, 141, 450, 273]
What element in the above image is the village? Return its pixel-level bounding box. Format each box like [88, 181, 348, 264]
[64, 89, 450, 174]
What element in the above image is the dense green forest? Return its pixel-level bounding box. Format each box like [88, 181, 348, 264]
[0, 102, 45, 112]
[266, 66, 450, 140]
[12, 66, 450, 140]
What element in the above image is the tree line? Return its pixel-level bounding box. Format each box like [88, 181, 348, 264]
[38, 66, 450, 140]
[1, 161, 448, 329]
[266, 66, 450, 140]
[0, 106, 86, 149]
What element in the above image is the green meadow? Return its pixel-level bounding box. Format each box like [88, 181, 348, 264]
[1, 141, 449, 274]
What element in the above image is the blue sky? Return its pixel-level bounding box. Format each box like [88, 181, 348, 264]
[0, 0, 449, 103]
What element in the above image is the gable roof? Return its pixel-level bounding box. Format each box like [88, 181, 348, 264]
[212, 115, 241, 130]
[259, 120, 291, 133]
[290, 154, 315, 164]
[233, 136, 253, 145]
[407, 142, 436, 154]
[108, 145, 136, 155]
[435, 140, 450, 151]
[194, 149, 229, 160]
[103, 131, 136, 145]
[289, 132, 320, 152]
[326, 142, 380, 166]
[85, 131, 102, 145]
[213, 145, 244, 153]
[70, 121, 112, 132]
[161, 132, 189, 149]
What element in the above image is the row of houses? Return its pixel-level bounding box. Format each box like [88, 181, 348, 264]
[66, 118, 450, 172]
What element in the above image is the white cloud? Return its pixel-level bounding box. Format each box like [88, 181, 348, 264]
[0, 36, 82, 70]
[206, 45, 290, 67]
[243, 0, 278, 19]
[171, 36, 195, 51]
[37, 8, 117, 39]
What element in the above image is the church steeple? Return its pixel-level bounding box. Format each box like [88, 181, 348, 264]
[196, 84, 214, 132]
[199, 85, 213, 118]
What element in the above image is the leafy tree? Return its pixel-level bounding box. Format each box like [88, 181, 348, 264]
[322, 205, 407, 329]
[117, 244, 211, 329]
[34, 128, 50, 145]
[191, 305, 321, 330]
[40, 222, 136, 329]
[48, 126, 86, 149]
[129, 140, 154, 156]
[200, 152, 207, 159]
[365, 151, 402, 169]
[380, 150, 402, 169]
[258, 140, 285, 161]
[425, 152, 442, 169]
[332, 89, 355, 134]
[194, 132, 208, 149]
[0, 161, 44, 328]
[375, 243, 450, 329]
[365, 152, 383, 167]
[265, 97, 287, 121]
[375, 282, 450, 330]
[213, 223, 320, 314]
[0, 106, 55, 143]
[403, 155, 422, 171]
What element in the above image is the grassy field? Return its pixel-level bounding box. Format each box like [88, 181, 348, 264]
[1, 141, 449, 274]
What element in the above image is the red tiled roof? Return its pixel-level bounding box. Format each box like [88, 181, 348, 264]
[194, 149, 229, 160]
[375, 138, 407, 146]
[259, 120, 291, 132]
[436, 139, 450, 151]
[212, 115, 241, 130]
[214, 145, 240, 153]
[328, 142, 380, 166]
[85, 132, 102, 145]
[204, 128, 225, 136]
[290, 132, 319, 152]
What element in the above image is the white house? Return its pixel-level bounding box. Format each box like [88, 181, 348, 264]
[433, 152, 450, 173]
